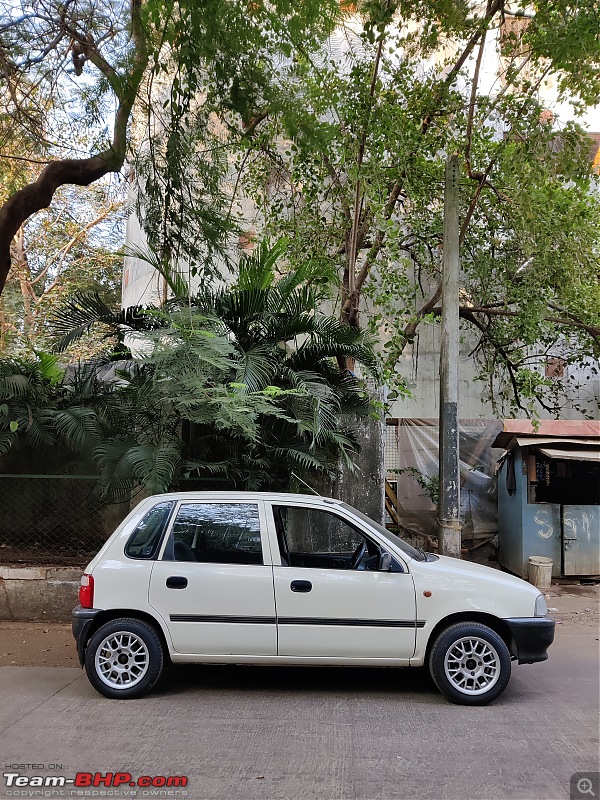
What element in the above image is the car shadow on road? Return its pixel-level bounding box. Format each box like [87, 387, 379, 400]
[156, 663, 440, 699]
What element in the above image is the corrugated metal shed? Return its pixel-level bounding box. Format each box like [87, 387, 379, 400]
[492, 420, 600, 450]
[493, 420, 600, 578]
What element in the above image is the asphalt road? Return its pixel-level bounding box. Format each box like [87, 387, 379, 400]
[0, 623, 598, 800]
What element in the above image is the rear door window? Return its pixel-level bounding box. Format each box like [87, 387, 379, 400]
[164, 503, 264, 564]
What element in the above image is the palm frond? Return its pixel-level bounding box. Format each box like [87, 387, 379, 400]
[235, 344, 281, 392]
[270, 446, 329, 472]
[0, 431, 17, 455]
[53, 408, 100, 451]
[122, 243, 191, 300]
[51, 293, 158, 353]
[235, 238, 289, 291]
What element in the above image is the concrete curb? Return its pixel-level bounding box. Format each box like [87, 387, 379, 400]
[0, 567, 81, 622]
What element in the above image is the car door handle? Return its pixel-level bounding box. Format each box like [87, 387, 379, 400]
[290, 580, 312, 593]
[166, 576, 188, 589]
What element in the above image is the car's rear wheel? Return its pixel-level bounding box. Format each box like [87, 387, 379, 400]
[429, 622, 511, 705]
[84, 618, 164, 699]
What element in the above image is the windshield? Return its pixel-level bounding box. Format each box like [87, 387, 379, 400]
[339, 502, 426, 561]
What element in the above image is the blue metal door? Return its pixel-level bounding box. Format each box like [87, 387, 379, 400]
[562, 505, 600, 576]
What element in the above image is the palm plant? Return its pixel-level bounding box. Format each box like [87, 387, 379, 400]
[51, 240, 379, 495]
[0, 354, 110, 471]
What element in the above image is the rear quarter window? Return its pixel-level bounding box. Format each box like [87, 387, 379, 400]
[125, 501, 175, 559]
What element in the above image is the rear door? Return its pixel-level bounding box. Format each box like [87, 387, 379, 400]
[268, 503, 417, 660]
[149, 499, 277, 656]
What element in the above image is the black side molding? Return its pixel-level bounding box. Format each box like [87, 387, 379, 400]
[278, 617, 426, 629]
[167, 614, 425, 628]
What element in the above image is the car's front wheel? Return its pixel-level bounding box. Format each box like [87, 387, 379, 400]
[84, 618, 165, 699]
[429, 622, 511, 705]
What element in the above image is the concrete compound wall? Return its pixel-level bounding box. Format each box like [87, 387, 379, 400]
[0, 567, 81, 623]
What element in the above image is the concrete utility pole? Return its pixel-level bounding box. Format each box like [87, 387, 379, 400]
[438, 154, 462, 558]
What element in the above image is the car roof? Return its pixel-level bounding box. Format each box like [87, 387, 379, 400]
[143, 491, 345, 505]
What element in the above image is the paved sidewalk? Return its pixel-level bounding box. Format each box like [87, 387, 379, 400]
[0, 592, 598, 800]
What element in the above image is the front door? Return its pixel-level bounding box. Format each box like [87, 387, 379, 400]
[270, 503, 417, 660]
[149, 500, 277, 656]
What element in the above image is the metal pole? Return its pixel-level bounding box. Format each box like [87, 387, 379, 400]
[438, 154, 462, 558]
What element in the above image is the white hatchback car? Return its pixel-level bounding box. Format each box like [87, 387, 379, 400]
[73, 492, 554, 705]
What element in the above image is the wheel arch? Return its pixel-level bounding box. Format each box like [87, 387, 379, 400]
[84, 609, 171, 662]
[425, 612, 515, 663]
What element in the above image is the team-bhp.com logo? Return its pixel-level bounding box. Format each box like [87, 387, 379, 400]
[3, 772, 188, 790]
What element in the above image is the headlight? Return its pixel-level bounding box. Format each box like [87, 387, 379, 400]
[534, 593, 548, 617]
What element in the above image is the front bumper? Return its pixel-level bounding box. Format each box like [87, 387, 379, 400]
[72, 606, 102, 666]
[504, 616, 555, 664]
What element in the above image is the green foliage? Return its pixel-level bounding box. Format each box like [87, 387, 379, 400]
[133, 0, 341, 275]
[219, 3, 600, 416]
[47, 241, 378, 497]
[0, 355, 107, 462]
[396, 467, 440, 505]
[3, 0, 599, 424]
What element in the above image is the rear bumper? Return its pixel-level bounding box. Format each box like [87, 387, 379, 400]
[72, 606, 102, 666]
[504, 617, 555, 664]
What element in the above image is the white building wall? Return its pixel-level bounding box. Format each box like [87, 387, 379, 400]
[387, 323, 600, 421]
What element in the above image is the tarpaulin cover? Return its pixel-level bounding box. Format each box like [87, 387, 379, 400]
[386, 419, 503, 540]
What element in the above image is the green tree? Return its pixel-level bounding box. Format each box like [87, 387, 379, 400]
[48, 241, 378, 497]
[0, 26, 125, 355]
[0, 0, 339, 293]
[3, 1, 599, 416]
[219, 1, 600, 415]
[0, 185, 124, 356]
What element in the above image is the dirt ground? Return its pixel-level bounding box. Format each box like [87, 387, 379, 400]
[0, 583, 597, 668]
[0, 621, 77, 667]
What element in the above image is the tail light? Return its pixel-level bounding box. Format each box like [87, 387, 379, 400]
[79, 574, 94, 608]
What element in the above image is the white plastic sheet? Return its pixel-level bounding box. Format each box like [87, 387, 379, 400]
[386, 419, 503, 540]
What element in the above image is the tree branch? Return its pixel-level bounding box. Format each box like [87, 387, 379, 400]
[459, 307, 526, 411]
[30, 201, 121, 287]
[0, 0, 148, 296]
[342, 0, 504, 325]
[347, 33, 385, 298]
[460, 305, 600, 340]
[420, 0, 503, 136]
[465, 3, 489, 179]
[322, 154, 351, 221]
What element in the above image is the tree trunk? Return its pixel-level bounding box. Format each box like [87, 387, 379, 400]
[0, 155, 120, 296]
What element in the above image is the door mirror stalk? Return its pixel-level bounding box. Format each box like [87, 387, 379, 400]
[380, 552, 392, 572]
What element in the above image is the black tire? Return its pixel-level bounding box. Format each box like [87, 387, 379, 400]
[429, 622, 511, 706]
[84, 618, 165, 699]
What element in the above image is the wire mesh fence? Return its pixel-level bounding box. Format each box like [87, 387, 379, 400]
[0, 475, 131, 566]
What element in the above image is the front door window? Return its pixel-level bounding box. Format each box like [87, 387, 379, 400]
[273, 505, 381, 570]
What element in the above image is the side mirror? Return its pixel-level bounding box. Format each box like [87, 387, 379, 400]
[380, 552, 392, 572]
